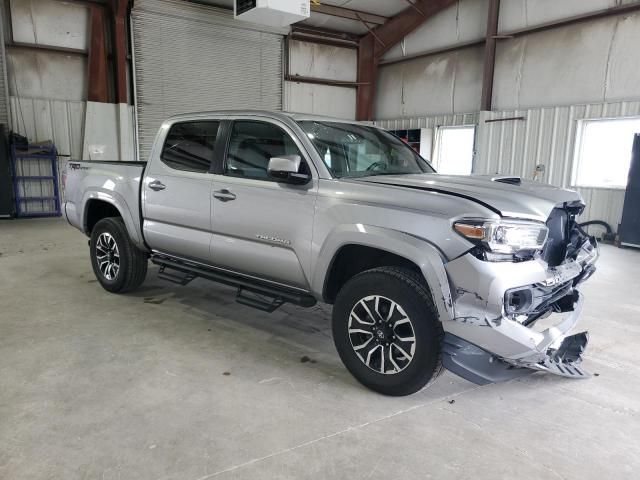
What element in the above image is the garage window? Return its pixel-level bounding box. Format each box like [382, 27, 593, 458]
[573, 118, 640, 188]
[433, 126, 475, 175]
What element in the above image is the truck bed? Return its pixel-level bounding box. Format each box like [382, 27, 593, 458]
[63, 160, 147, 249]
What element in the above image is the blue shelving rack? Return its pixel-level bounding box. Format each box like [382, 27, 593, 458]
[10, 142, 62, 218]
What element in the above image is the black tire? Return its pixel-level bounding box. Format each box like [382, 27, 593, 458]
[332, 267, 444, 396]
[90, 217, 148, 293]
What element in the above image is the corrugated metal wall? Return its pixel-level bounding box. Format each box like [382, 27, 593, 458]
[376, 100, 637, 233]
[9, 96, 86, 204]
[9, 97, 85, 158]
[375, 112, 479, 131]
[476, 100, 640, 231]
[0, 11, 9, 126]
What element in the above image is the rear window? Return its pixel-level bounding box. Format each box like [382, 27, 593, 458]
[161, 121, 220, 173]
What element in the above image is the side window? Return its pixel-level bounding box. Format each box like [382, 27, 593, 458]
[161, 121, 220, 173]
[225, 121, 308, 181]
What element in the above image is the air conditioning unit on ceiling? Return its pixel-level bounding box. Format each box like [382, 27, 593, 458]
[234, 0, 310, 27]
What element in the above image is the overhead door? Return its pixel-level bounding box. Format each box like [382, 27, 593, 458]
[0, 11, 9, 126]
[131, 0, 284, 161]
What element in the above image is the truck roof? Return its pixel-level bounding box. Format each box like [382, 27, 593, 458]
[164, 110, 373, 126]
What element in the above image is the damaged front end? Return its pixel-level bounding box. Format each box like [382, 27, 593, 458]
[441, 202, 599, 385]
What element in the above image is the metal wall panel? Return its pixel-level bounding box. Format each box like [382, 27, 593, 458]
[131, 0, 284, 161]
[475, 100, 640, 230]
[493, 12, 640, 110]
[375, 101, 636, 232]
[0, 9, 9, 126]
[285, 82, 356, 120]
[10, 0, 90, 50]
[285, 39, 357, 119]
[499, 0, 622, 31]
[9, 96, 86, 203]
[375, 112, 479, 131]
[288, 40, 356, 82]
[375, 47, 484, 120]
[383, 0, 488, 62]
[7, 50, 87, 101]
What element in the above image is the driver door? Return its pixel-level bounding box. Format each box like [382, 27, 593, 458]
[210, 119, 317, 289]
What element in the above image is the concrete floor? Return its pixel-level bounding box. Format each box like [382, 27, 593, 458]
[1, 218, 639, 479]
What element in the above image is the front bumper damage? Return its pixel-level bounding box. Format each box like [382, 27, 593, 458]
[440, 235, 598, 385]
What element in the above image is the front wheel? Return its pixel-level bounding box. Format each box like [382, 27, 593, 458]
[90, 217, 148, 293]
[332, 267, 444, 396]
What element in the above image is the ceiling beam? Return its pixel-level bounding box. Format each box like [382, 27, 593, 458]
[311, 4, 387, 25]
[110, 0, 129, 104]
[368, 0, 458, 58]
[290, 25, 360, 48]
[480, 0, 500, 111]
[379, 0, 640, 68]
[87, 4, 109, 103]
[356, 0, 458, 120]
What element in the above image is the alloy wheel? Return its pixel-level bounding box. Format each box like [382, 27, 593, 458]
[348, 295, 416, 374]
[95, 232, 120, 281]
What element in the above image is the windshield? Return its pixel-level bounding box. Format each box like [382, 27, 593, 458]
[297, 121, 435, 178]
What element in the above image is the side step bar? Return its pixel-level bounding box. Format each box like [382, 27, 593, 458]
[151, 254, 317, 311]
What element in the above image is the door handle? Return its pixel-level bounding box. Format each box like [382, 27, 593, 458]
[149, 180, 166, 191]
[213, 189, 236, 202]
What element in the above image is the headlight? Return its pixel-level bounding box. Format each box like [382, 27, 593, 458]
[454, 219, 548, 255]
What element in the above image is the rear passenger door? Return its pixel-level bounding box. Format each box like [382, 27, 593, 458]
[210, 119, 317, 289]
[142, 120, 220, 263]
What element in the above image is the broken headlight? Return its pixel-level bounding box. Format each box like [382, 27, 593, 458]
[454, 219, 549, 259]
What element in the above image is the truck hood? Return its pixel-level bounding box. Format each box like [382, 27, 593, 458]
[353, 174, 583, 222]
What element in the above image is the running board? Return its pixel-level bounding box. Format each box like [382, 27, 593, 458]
[236, 288, 285, 313]
[158, 265, 196, 285]
[151, 255, 316, 311]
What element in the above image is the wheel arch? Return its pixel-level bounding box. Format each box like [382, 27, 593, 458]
[313, 225, 454, 321]
[82, 191, 144, 248]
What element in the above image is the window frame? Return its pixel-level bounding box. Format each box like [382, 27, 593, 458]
[159, 120, 223, 174]
[432, 125, 476, 176]
[571, 117, 640, 190]
[220, 118, 314, 183]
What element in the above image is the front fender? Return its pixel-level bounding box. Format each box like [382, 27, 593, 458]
[311, 224, 454, 322]
[82, 189, 144, 248]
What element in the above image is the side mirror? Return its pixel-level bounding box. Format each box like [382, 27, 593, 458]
[268, 155, 311, 185]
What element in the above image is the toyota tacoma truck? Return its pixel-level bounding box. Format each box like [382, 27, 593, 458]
[64, 111, 599, 396]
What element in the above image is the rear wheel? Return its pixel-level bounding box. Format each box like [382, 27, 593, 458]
[332, 267, 443, 396]
[90, 217, 147, 293]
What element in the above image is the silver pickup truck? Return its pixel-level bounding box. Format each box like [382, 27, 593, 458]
[64, 110, 599, 396]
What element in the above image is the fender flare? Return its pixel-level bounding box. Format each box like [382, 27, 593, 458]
[82, 190, 144, 248]
[311, 224, 454, 321]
